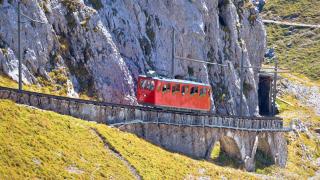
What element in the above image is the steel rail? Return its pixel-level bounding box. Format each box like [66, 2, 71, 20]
[0, 86, 283, 121]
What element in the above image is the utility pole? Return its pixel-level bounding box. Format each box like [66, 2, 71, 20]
[239, 51, 244, 116]
[171, 28, 175, 79]
[272, 57, 278, 116]
[18, 1, 22, 91]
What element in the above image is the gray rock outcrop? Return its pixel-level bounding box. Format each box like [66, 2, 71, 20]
[0, 0, 266, 115]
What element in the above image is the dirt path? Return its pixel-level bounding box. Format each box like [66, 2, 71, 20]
[91, 128, 142, 180]
[263, 20, 320, 28]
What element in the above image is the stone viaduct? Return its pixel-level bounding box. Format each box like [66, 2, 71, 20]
[0, 86, 289, 171]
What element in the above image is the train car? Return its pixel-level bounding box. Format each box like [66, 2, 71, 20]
[137, 75, 211, 111]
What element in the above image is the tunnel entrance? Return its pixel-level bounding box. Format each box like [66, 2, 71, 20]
[258, 74, 273, 116]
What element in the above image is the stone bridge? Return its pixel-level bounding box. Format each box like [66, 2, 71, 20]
[0, 87, 289, 171]
[118, 123, 287, 171]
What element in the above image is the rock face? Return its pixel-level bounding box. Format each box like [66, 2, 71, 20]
[0, 0, 266, 116]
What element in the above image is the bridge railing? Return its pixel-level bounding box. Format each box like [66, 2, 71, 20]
[112, 108, 288, 132]
[0, 86, 290, 132]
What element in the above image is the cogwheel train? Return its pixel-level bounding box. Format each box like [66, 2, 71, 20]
[137, 75, 211, 111]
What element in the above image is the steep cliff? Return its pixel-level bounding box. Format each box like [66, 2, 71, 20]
[0, 0, 266, 116]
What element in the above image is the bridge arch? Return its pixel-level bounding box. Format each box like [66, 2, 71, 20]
[219, 135, 242, 160]
[208, 134, 243, 168]
[255, 133, 275, 169]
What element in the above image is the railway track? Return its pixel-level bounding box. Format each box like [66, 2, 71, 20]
[0, 86, 291, 132]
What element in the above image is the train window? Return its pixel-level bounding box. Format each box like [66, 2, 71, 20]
[140, 80, 154, 90]
[140, 80, 148, 89]
[200, 87, 207, 96]
[162, 83, 171, 93]
[190, 86, 199, 95]
[172, 84, 180, 94]
[147, 80, 155, 90]
[181, 85, 189, 95]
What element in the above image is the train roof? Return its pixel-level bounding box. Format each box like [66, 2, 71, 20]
[139, 75, 211, 87]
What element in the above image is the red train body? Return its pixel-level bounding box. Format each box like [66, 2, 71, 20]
[137, 75, 211, 111]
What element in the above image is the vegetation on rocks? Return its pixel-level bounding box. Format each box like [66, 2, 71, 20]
[0, 72, 92, 100]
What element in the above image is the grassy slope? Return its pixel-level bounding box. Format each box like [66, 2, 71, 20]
[261, 1, 320, 175]
[0, 99, 256, 179]
[262, 4, 320, 176]
[0, 100, 135, 179]
[259, 74, 320, 178]
[262, 0, 320, 80]
[263, 0, 320, 24]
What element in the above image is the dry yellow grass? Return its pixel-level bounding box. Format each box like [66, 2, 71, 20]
[0, 100, 135, 179]
[0, 99, 258, 179]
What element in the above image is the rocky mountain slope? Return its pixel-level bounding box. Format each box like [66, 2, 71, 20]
[0, 0, 266, 116]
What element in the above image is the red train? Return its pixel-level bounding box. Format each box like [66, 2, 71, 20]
[137, 75, 211, 111]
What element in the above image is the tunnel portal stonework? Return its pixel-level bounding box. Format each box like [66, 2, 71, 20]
[118, 123, 287, 171]
[0, 87, 289, 171]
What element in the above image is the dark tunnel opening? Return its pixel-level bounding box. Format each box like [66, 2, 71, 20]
[258, 74, 273, 116]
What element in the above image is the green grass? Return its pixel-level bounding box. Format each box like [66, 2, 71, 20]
[0, 100, 134, 179]
[265, 25, 320, 80]
[262, 0, 320, 80]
